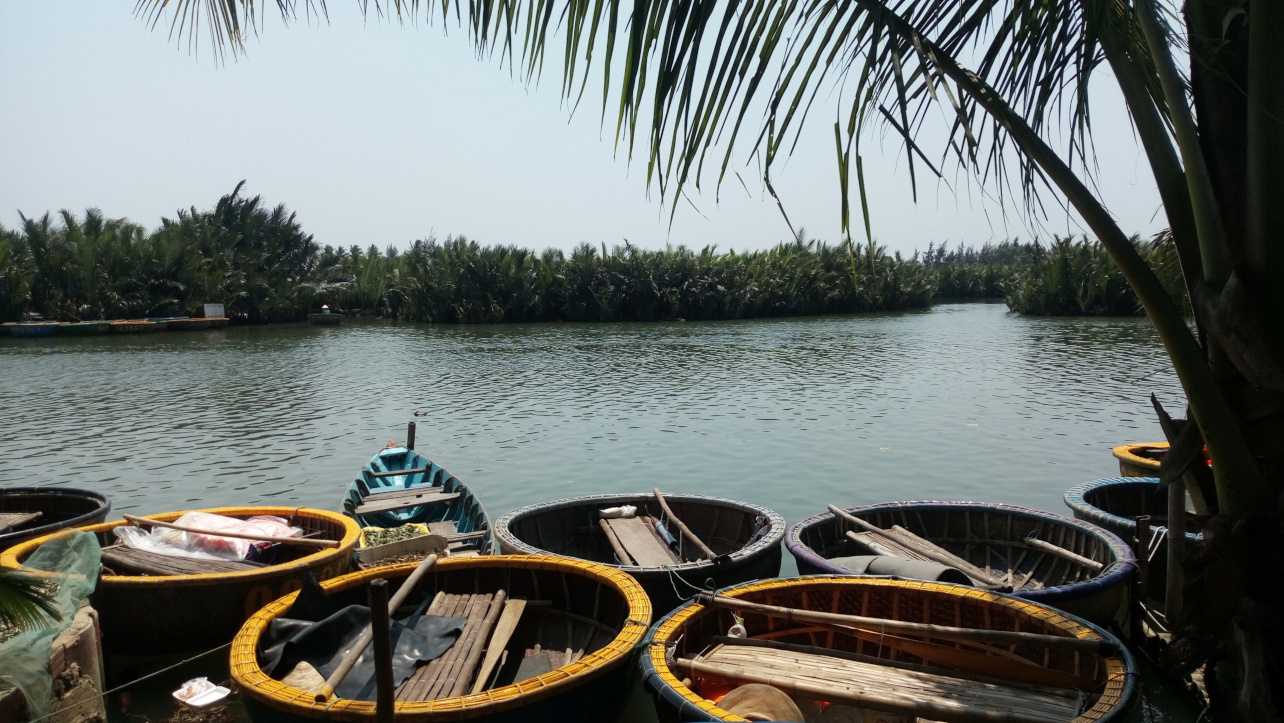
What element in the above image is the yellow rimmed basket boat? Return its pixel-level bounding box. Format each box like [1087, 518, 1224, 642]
[207, 317, 230, 328]
[1111, 442, 1166, 477]
[231, 554, 651, 723]
[0, 506, 360, 655]
[167, 317, 213, 331]
[641, 576, 1136, 723]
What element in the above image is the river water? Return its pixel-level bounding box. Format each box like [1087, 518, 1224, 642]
[0, 301, 1194, 720]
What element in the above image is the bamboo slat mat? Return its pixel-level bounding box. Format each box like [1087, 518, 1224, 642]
[701, 645, 1082, 723]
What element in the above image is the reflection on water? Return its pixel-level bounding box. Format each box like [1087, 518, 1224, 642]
[1, 302, 1183, 534]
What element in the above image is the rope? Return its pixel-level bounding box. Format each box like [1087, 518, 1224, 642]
[24, 642, 233, 723]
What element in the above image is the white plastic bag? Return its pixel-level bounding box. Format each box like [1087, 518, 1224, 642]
[114, 511, 302, 561]
[599, 505, 638, 519]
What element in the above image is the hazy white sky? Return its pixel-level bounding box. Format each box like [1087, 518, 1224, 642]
[1, 1, 1167, 256]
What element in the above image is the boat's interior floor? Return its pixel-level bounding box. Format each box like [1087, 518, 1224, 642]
[696, 644, 1083, 723]
[100, 545, 263, 575]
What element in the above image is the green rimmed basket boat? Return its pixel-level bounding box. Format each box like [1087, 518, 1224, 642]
[641, 575, 1137, 723]
[1, 506, 361, 655]
[60, 321, 112, 336]
[230, 554, 652, 723]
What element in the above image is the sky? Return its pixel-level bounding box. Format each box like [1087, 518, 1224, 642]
[1, 1, 1167, 257]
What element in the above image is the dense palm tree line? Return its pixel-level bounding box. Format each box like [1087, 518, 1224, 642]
[4, 185, 1188, 324]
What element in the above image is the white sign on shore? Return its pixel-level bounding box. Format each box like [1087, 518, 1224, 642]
[203, 303, 225, 318]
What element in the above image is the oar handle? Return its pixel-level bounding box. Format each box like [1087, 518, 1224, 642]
[122, 514, 338, 548]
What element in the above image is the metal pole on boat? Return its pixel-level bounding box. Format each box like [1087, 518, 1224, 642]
[407, 421, 417, 450]
[369, 578, 396, 723]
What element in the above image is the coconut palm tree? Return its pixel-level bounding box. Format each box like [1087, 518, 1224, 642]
[137, 0, 1283, 716]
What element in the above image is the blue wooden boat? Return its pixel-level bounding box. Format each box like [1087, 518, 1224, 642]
[341, 446, 494, 558]
[4, 321, 59, 337]
[787, 501, 1135, 625]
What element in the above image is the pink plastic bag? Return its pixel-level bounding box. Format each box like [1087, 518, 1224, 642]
[114, 511, 302, 561]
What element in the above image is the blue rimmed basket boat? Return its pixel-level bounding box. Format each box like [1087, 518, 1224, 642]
[641, 575, 1137, 723]
[786, 501, 1135, 624]
[1064, 477, 1201, 606]
[230, 554, 652, 723]
[496, 493, 786, 614]
[1, 506, 360, 655]
[0, 486, 111, 552]
[342, 446, 494, 558]
[4, 321, 60, 337]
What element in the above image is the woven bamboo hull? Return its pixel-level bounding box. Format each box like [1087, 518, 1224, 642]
[1064, 477, 1201, 609]
[342, 446, 494, 555]
[5, 322, 59, 337]
[308, 313, 342, 325]
[496, 494, 785, 614]
[641, 576, 1137, 723]
[1111, 443, 1166, 477]
[231, 555, 651, 723]
[0, 487, 111, 551]
[0, 507, 360, 655]
[786, 501, 1135, 625]
[59, 321, 112, 336]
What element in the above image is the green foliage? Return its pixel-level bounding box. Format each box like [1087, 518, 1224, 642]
[919, 241, 1038, 299]
[1003, 235, 1189, 316]
[0, 570, 60, 636]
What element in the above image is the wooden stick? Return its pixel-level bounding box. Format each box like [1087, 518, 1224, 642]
[711, 636, 1084, 699]
[653, 488, 716, 559]
[844, 530, 900, 557]
[694, 593, 1117, 655]
[470, 599, 527, 694]
[827, 506, 1005, 588]
[368, 579, 395, 723]
[1023, 537, 1103, 573]
[316, 554, 439, 701]
[674, 658, 1064, 723]
[598, 519, 634, 565]
[122, 514, 339, 549]
[746, 624, 1098, 691]
[447, 591, 509, 698]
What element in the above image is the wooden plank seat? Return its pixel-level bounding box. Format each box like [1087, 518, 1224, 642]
[369, 467, 429, 479]
[697, 645, 1081, 723]
[0, 511, 42, 533]
[354, 488, 460, 516]
[604, 516, 679, 567]
[396, 592, 503, 702]
[100, 545, 262, 576]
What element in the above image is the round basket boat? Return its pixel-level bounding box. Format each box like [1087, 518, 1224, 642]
[0, 506, 361, 655]
[308, 313, 343, 325]
[1111, 443, 1167, 477]
[496, 494, 785, 614]
[231, 554, 651, 723]
[786, 502, 1135, 624]
[168, 318, 213, 331]
[0, 487, 112, 552]
[1064, 477, 1201, 606]
[641, 576, 1137, 723]
[5, 321, 60, 337]
[207, 317, 231, 328]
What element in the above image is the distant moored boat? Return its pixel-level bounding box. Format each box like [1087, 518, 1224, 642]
[308, 312, 342, 325]
[60, 320, 112, 335]
[167, 318, 213, 331]
[111, 320, 159, 333]
[206, 317, 230, 328]
[4, 321, 60, 337]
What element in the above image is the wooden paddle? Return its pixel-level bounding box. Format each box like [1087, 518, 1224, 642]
[653, 488, 716, 560]
[122, 514, 339, 548]
[694, 593, 1118, 655]
[316, 554, 440, 702]
[469, 599, 528, 694]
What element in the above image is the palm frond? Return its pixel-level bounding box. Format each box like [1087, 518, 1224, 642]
[0, 569, 61, 634]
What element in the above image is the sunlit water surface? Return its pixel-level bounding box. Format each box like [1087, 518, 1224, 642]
[0, 302, 1195, 721]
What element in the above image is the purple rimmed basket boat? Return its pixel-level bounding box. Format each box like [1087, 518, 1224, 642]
[496, 493, 786, 614]
[786, 501, 1135, 625]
